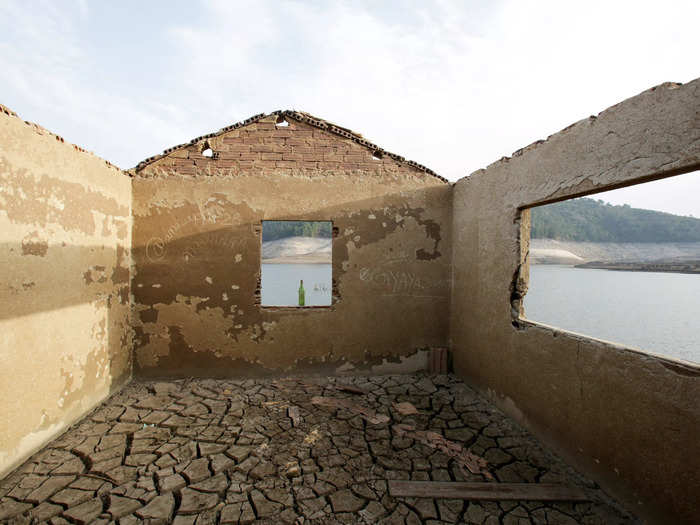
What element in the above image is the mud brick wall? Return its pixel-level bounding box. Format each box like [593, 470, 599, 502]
[0, 105, 133, 478]
[450, 80, 700, 524]
[132, 114, 452, 377]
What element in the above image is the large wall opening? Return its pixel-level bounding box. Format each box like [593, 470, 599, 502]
[260, 220, 332, 307]
[522, 170, 700, 364]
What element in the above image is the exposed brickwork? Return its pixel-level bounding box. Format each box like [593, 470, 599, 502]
[134, 110, 447, 182]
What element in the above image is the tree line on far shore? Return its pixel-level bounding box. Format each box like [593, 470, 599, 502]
[531, 198, 700, 242]
[262, 221, 332, 242]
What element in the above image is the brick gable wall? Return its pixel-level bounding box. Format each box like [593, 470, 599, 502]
[138, 115, 435, 182]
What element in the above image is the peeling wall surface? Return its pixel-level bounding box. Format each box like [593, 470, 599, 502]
[132, 115, 451, 377]
[2, 81, 698, 523]
[0, 106, 133, 479]
[450, 80, 700, 524]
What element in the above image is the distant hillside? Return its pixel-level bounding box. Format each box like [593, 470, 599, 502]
[262, 221, 331, 242]
[531, 198, 700, 242]
[530, 238, 700, 264]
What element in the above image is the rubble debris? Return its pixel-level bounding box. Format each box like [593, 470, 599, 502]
[394, 423, 493, 479]
[311, 396, 390, 425]
[303, 428, 322, 445]
[0, 375, 635, 524]
[288, 405, 302, 427]
[284, 462, 301, 478]
[392, 401, 419, 415]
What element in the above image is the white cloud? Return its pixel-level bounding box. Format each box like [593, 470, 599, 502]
[1, 0, 698, 214]
[0, 0, 192, 167]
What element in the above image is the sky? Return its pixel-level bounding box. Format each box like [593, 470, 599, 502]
[0, 0, 698, 216]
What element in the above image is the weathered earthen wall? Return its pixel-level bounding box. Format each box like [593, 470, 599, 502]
[0, 106, 133, 479]
[450, 80, 700, 524]
[133, 115, 451, 377]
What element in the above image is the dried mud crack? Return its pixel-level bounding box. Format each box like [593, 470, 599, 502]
[0, 374, 638, 524]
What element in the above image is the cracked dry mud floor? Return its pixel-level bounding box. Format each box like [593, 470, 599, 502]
[0, 374, 638, 524]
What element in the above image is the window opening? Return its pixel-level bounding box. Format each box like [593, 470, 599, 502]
[260, 220, 332, 307]
[522, 170, 700, 364]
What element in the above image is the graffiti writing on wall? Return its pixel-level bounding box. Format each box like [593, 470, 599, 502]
[183, 234, 243, 261]
[359, 267, 426, 294]
[146, 209, 242, 262]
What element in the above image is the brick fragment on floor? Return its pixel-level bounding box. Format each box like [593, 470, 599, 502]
[0, 374, 638, 524]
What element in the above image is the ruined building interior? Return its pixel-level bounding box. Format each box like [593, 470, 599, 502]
[0, 79, 698, 524]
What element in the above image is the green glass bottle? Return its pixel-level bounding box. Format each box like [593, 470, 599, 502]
[298, 279, 305, 306]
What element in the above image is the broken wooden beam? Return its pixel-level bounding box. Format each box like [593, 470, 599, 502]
[388, 481, 592, 502]
[287, 406, 302, 427]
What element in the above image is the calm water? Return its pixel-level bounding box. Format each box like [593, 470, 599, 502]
[524, 265, 700, 364]
[261, 263, 332, 306]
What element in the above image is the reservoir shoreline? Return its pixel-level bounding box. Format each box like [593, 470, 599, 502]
[574, 260, 700, 274]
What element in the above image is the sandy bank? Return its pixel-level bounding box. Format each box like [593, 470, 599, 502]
[262, 255, 331, 264]
[262, 236, 331, 264]
[530, 239, 700, 265]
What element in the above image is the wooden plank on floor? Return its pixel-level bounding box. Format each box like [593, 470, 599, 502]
[388, 481, 592, 501]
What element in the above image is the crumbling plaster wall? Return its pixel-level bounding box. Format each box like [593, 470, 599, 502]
[0, 105, 133, 479]
[450, 80, 700, 524]
[132, 115, 451, 377]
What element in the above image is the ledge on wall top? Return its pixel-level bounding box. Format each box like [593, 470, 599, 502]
[458, 80, 691, 184]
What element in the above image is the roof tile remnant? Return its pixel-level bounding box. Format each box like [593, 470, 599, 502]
[0, 103, 18, 117]
[134, 110, 447, 182]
